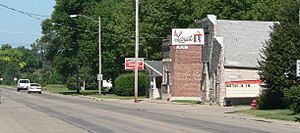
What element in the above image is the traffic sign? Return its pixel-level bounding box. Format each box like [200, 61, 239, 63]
[297, 60, 300, 77]
[97, 74, 103, 81]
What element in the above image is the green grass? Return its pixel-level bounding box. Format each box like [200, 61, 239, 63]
[87, 94, 146, 100]
[171, 100, 201, 104]
[228, 109, 300, 121]
[43, 85, 146, 100]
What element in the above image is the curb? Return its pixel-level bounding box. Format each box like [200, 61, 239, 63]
[226, 114, 300, 128]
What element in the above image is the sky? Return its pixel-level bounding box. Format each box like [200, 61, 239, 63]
[0, 0, 55, 48]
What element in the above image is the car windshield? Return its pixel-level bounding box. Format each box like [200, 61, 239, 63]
[30, 84, 40, 86]
[20, 80, 30, 83]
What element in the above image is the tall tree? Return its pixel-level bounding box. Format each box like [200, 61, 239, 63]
[258, 0, 300, 109]
[39, 0, 296, 92]
[0, 45, 25, 84]
[103, 0, 201, 89]
[194, 0, 286, 21]
[41, 0, 100, 92]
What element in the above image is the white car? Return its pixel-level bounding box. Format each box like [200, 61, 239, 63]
[28, 83, 42, 94]
[17, 79, 30, 91]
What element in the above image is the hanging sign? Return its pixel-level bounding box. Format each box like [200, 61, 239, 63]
[172, 28, 205, 45]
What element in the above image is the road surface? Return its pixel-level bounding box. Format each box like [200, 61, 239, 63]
[0, 87, 299, 133]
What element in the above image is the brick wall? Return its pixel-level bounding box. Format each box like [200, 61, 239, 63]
[170, 45, 202, 97]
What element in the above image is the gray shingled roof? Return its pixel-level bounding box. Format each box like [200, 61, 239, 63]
[216, 20, 275, 68]
[145, 61, 163, 76]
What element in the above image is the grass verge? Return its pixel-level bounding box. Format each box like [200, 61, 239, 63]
[227, 109, 300, 121]
[43, 85, 146, 100]
[171, 100, 201, 104]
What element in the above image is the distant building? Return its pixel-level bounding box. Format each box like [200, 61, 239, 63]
[159, 15, 276, 105]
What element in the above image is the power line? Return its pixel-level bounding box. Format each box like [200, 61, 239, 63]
[52, 22, 97, 34]
[0, 3, 48, 21]
[0, 3, 167, 40]
[52, 23, 167, 39]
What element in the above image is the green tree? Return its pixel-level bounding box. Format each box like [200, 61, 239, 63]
[0, 45, 25, 85]
[284, 85, 300, 113]
[41, 0, 99, 93]
[103, 0, 201, 90]
[194, 0, 287, 21]
[258, 0, 300, 109]
[39, 0, 295, 94]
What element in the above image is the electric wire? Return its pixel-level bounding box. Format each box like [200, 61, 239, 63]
[0, 3, 167, 48]
[0, 3, 48, 21]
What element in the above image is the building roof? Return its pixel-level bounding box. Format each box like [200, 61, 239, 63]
[144, 61, 163, 76]
[216, 19, 275, 68]
[196, 15, 277, 68]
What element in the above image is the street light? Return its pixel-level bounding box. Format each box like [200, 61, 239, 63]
[70, 14, 102, 95]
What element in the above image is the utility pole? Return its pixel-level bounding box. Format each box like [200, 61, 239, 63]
[98, 16, 102, 95]
[134, 0, 139, 103]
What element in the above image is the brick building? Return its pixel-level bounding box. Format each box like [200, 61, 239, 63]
[161, 42, 202, 101]
[160, 15, 276, 105]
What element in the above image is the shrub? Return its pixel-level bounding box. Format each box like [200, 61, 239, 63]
[257, 89, 285, 109]
[66, 76, 77, 90]
[284, 86, 300, 113]
[115, 72, 149, 96]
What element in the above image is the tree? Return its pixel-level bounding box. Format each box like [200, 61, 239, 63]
[194, 0, 287, 21]
[0, 45, 25, 84]
[40, 0, 100, 93]
[102, 0, 201, 90]
[258, 0, 300, 109]
[39, 0, 296, 94]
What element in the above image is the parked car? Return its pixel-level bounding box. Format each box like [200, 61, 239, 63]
[17, 79, 30, 91]
[27, 83, 42, 94]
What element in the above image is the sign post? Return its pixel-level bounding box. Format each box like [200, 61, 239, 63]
[297, 60, 300, 77]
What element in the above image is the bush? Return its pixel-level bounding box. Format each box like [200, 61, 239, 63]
[66, 76, 77, 90]
[284, 86, 300, 113]
[115, 72, 149, 96]
[257, 89, 285, 109]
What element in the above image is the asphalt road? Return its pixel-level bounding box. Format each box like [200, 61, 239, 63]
[0, 87, 299, 133]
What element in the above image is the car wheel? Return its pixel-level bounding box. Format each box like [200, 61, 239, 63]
[17, 88, 20, 91]
[28, 91, 30, 94]
[39, 92, 42, 94]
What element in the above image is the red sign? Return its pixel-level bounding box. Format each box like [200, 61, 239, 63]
[125, 58, 144, 70]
